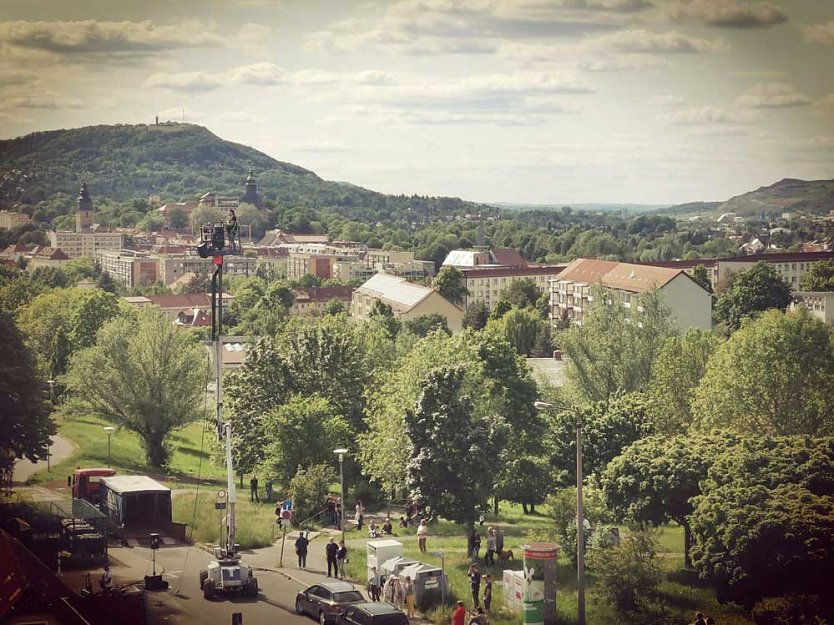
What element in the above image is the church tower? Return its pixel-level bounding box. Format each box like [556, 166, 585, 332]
[76, 182, 94, 233]
[241, 169, 261, 207]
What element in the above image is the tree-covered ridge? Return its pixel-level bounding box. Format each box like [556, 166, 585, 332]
[0, 122, 483, 222]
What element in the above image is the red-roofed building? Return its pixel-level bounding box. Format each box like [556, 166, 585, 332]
[290, 286, 355, 316]
[27, 246, 71, 269]
[550, 258, 711, 330]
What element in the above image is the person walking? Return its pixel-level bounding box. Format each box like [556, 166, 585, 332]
[485, 528, 496, 566]
[369, 567, 382, 602]
[326, 537, 338, 577]
[403, 575, 416, 619]
[417, 518, 428, 553]
[295, 531, 309, 569]
[468, 564, 481, 608]
[249, 475, 259, 502]
[383, 575, 396, 603]
[337, 540, 348, 579]
[355, 500, 365, 532]
[469, 530, 482, 563]
[483, 574, 493, 613]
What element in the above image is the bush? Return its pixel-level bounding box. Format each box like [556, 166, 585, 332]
[288, 463, 337, 521]
[752, 595, 831, 625]
[587, 526, 666, 621]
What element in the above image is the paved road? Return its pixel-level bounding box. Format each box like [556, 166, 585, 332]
[12, 434, 75, 484]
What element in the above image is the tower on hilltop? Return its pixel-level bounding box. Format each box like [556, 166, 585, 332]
[76, 182, 94, 233]
[241, 169, 261, 207]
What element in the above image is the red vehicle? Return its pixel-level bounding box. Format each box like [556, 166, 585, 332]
[71, 468, 117, 504]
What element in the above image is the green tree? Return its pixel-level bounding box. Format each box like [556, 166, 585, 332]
[0, 311, 54, 472]
[647, 329, 720, 434]
[263, 395, 351, 487]
[403, 313, 449, 338]
[693, 308, 834, 436]
[167, 205, 188, 231]
[96, 270, 118, 294]
[60, 307, 207, 467]
[177, 270, 212, 294]
[369, 299, 401, 339]
[799, 259, 834, 291]
[288, 464, 338, 521]
[405, 365, 507, 530]
[432, 266, 467, 306]
[715, 261, 792, 331]
[690, 264, 713, 294]
[561, 286, 675, 404]
[463, 301, 489, 330]
[690, 437, 834, 610]
[489, 299, 511, 320]
[499, 278, 539, 308]
[324, 299, 346, 316]
[602, 432, 739, 567]
[485, 307, 546, 356]
[190, 205, 224, 232]
[548, 393, 654, 490]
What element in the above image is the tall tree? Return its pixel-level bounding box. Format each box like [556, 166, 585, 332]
[799, 259, 834, 291]
[405, 365, 506, 530]
[715, 261, 792, 331]
[432, 266, 468, 306]
[463, 300, 489, 330]
[485, 307, 547, 356]
[647, 329, 720, 434]
[693, 308, 834, 436]
[602, 432, 740, 567]
[500, 278, 539, 308]
[561, 286, 675, 404]
[61, 307, 207, 467]
[0, 311, 54, 472]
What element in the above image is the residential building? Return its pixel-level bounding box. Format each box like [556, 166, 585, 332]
[352, 273, 463, 332]
[643, 251, 834, 292]
[158, 253, 256, 285]
[49, 183, 124, 258]
[549, 258, 712, 331]
[0, 244, 31, 264]
[461, 265, 564, 311]
[290, 286, 355, 316]
[286, 244, 365, 280]
[442, 247, 528, 269]
[0, 210, 29, 229]
[792, 292, 834, 324]
[95, 249, 160, 288]
[256, 229, 329, 247]
[121, 292, 234, 320]
[27, 246, 71, 270]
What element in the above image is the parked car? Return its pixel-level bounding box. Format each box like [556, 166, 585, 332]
[337, 602, 409, 625]
[295, 581, 365, 625]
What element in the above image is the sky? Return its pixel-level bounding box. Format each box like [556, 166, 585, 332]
[0, 0, 832, 205]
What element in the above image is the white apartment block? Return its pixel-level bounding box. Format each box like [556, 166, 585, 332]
[50, 231, 124, 259]
[462, 265, 564, 311]
[792, 292, 834, 324]
[550, 258, 712, 331]
[95, 249, 159, 288]
[159, 254, 257, 285]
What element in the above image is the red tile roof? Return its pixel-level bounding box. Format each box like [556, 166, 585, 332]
[291, 286, 355, 303]
[491, 248, 528, 267]
[558, 258, 684, 294]
[461, 265, 564, 279]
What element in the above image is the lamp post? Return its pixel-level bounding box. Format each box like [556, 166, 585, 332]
[334, 448, 348, 544]
[535, 401, 585, 625]
[46, 380, 55, 471]
[103, 426, 115, 467]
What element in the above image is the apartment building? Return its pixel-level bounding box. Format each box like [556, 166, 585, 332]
[158, 254, 256, 285]
[50, 231, 124, 259]
[0, 211, 30, 229]
[792, 292, 834, 324]
[95, 249, 160, 288]
[462, 265, 564, 311]
[290, 286, 355, 316]
[550, 258, 712, 331]
[352, 273, 464, 332]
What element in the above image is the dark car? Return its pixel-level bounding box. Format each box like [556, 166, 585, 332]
[295, 581, 366, 625]
[337, 602, 409, 625]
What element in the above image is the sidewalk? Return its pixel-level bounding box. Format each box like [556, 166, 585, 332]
[12, 435, 75, 484]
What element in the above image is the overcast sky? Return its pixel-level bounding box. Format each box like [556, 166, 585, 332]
[0, 0, 832, 204]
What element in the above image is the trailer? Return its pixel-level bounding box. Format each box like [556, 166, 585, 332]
[99, 476, 172, 531]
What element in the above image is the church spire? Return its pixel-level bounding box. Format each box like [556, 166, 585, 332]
[241, 169, 261, 207]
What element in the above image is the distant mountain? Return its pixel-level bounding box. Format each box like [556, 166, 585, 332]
[495, 202, 669, 214]
[0, 123, 480, 220]
[661, 178, 834, 218]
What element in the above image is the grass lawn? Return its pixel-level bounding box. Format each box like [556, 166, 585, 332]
[39, 414, 227, 485]
[344, 504, 755, 625]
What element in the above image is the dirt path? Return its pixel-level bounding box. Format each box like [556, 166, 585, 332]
[12, 434, 75, 484]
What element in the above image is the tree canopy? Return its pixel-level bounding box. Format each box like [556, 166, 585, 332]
[715, 261, 793, 331]
[432, 266, 468, 306]
[799, 259, 834, 291]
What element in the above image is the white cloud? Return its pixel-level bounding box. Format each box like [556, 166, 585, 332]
[0, 69, 37, 87]
[145, 71, 225, 92]
[4, 95, 85, 110]
[805, 22, 834, 45]
[579, 53, 671, 71]
[0, 20, 224, 56]
[667, 1, 787, 28]
[585, 29, 729, 53]
[659, 106, 759, 125]
[649, 94, 685, 106]
[334, 105, 550, 126]
[736, 83, 811, 109]
[215, 111, 268, 123]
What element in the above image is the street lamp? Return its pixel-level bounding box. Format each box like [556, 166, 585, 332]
[46, 380, 55, 471]
[334, 448, 348, 544]
[535, 401, 585, 625]
[103, 426, 115, 467]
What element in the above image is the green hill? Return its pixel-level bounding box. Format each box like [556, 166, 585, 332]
[0, 122, 478, 221]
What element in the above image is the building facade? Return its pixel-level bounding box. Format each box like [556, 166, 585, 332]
[95, 249, 160, 288]
[549, 258, 712, 331]
[0, 211, 30, 229]
[352, 273, 464, 332]
[792, 292, 834, 324]
[462, 265, 564, 311]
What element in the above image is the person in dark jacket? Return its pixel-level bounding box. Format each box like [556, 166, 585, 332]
[326, 537, 339, 577]
[295, 531, 309, 569]
[337, 540, 348, 579]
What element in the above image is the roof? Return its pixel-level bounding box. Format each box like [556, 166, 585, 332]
[292, 286, 355, 304]
[640, 250, 834, 271]
[356, 274, 433, 313]
[557, 258, 684, 294]
[30, 246, 70, 260]
[100, 475, 170, 495]
[442, 250, 484, 268]
[461, 265, 564, 279]
[349, 602, 407, 615]
[491, 248, 528, 267]
[367, 539, 404, 549]
[315, 580, 357, 593]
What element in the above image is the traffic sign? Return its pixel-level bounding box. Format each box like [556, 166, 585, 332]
[282, 499, 292, 511]
[280, 509, 292, 520]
